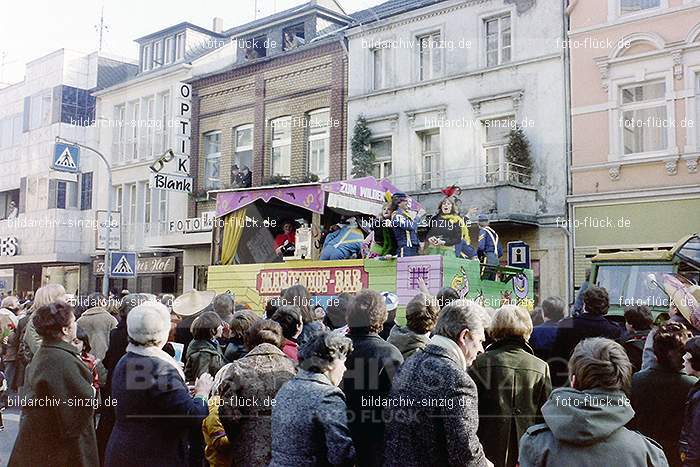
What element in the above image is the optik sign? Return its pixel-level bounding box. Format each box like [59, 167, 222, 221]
[149, 83, 192, 193]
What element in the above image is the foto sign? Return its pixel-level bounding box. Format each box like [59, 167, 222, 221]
[168, 211, 216, 234]
[110, 251, 137, 278]
[507, 241, 530, 269]
[52, 143, 80, 173]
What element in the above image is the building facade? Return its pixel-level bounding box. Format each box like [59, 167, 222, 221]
[188, 0, 352, 259]
[93, 21, 233, 294]
[0, 49, 136, 295]
[568, 0, 700, 288]
[346, 0, 570, 302]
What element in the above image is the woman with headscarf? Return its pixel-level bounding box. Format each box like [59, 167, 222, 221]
[104, 302, 213, 467]
[9, 301, 98, 467]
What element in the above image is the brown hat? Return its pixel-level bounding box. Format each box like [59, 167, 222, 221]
[172, 290, 216, 317]
[663, 273, 700, 331]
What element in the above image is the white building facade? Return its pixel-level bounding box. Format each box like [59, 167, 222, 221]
[346, 0, 570, 301]
[93, 21, 235, 294]
[0, 49, 136, 295]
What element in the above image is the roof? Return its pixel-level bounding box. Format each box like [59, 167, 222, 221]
[349, 0, 450, 24]
[135, 21, 227, 43]
[592, 250, 674, 262]
[94, 57, 139, 91]
[223, 2, 352, 37]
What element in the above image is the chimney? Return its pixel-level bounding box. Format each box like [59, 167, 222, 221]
[212, 17, 223, 33]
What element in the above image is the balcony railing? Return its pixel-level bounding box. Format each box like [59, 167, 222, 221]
[388, 162, 533, 192]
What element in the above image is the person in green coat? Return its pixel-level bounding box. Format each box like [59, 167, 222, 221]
[185, 311, 226, 382]
[470, 305, 551, 467]
[10, 301, 99, 467]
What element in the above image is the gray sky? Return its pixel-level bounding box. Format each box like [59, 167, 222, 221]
[0, 0, 378, 85]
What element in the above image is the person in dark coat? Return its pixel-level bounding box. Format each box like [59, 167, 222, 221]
[97, 293, 154, 463]
[631, 322, 696, 467]
[270, 331, 355, 467]
[224, 310, 259, 362]
[681, 337, 700, 466]
[9, 301, 99, 467]
[470, 305, 551, 467]
[387, 292, 438, 360]
[218, 320, 296, 467]
[549, 286, 622, 386]
[105, 301, 213, 467]
[281, 285, 325, 349]
[619, 305, 653, 373]
[172, 290, 217, 354]
[529, 297, 565, 363]
[519, 338, 668, 467]
[379, 291, 398, 340]
[342, 290, 404, 467]
[384, 299, 492, 467]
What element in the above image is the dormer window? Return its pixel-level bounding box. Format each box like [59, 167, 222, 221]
[164, 37, 174, 65]
[153, 41, 162, 68]
[245, 35, 268, 60]
[142, 44, 152, 72]
[283, 24, 306, 51]
[176, 33, 185, 60]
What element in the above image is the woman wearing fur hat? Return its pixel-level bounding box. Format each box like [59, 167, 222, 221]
[104, 302, 213, 467]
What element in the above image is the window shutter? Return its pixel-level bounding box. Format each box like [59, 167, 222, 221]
[52, 85, 63, 124]
[48, 179, 57, 209]
[22, 97, 30, 132]
[81, 172, 93, 210]
[19, 177, 26, 213]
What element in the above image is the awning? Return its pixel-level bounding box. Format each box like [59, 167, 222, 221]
[322, 176, 423, 217]
[216, 184, 324, 217]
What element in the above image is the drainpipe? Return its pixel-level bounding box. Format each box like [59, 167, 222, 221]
[563, 0, 575, 304]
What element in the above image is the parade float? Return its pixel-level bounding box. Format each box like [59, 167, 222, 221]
[206, 176, 535, 312]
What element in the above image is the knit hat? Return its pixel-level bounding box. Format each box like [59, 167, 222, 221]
[127, 302, 171, 346]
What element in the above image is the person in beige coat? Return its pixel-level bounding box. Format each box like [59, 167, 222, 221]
[76, 293, 118, 361]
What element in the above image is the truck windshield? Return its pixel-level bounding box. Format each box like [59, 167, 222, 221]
[595, 264, 673, 308]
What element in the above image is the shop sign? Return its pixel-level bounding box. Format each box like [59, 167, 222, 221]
[149, 172, 193, 193]
[168, 211, 216, 234]
[93, 256, 176, 274]
[0, 237, 18, 256]
[256, 266, 368, 296]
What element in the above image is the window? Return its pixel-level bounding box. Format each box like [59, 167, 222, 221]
[245, 35, 268, 60]
[158, 92, 170, 153]
[271, 117, 291, 178]
[164, 37, 174, 65]
[129, 184, 137, 225]
[485, 15, 511, 67]
[234, 124, 253, 171]
[114, 186, 123, 212]
[483, 117, 515, 182]
[153, 41, 162, 68]
[0, 118, 11, 149]
[158, 189, 168, 228]
[370, 138, 392, 179]
[308, 109, 330, 182]
[420, 131, 440, 189]
[175, 33, 185, 60]
[113, 105, 126, 162]
[283, 23, 306, 51]
[418, 32, 442, 81]
[144, 96, 156, 157]
[80, 172, 93, 210]
[372, 49, 386, 91]
[620, 0, 661, 14]
[125, 101, 140, 159]
[54, 180, 78, 209]
[144, 186, 152, 228]
[620, 81, 667, 155]
[142, 44, 152, 72]
[27, 90, 52, 130]
[11, 115, 21, 145]
[204, 131, 222, 189]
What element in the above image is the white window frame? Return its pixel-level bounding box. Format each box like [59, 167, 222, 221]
[370, 137, 393, 180]
[617, 0, 664, 17]
[419, 130, 440, 190]
[142, 44, 152, 72]
[144, 184, 152, 232]
[175, 33, 185, 60]
[308, 109, 330, 182]
[371, 48, 386, 91]
[204, 131, 222, 189]
[233, 124, 253, 171]
[164, 37, 174, 65]
[152, 41, 162, 68]
[482, 13, 512, 68]
[271, 116, 292, 179]
[114, 185, 123, 212]
[158, 92, 170, 154]
[482, 115, 515, 183]
[158, 189, 168, 231]
[113, 104, 126, 162]
[417, 31, 443, 81]
[144, 96, 155, 158]
[615, 79, 670, 158]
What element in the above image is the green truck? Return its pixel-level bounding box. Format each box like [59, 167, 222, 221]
[590, 234, 700, 319]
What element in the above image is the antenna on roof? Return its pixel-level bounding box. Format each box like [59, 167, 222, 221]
[95, 3, 109, 53]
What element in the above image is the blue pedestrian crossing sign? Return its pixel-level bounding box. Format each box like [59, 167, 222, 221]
[53, 143, 80, 173]
[110, 252, 137, 278]
[507, 241, 530, 269]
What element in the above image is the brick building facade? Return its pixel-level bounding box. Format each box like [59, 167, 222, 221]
[188, 37, 348, 217]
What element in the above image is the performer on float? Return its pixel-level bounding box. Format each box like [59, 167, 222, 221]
[320, 217, 365, 260]
[477, 214, 503, 278]
[390, 192, 420, 257]
[367, 199, 396, 258]
[425, 186, 476, 259]
[274, 220, 297, 257]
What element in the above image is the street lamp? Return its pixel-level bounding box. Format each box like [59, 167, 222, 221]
[54, 136, 113, 297]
